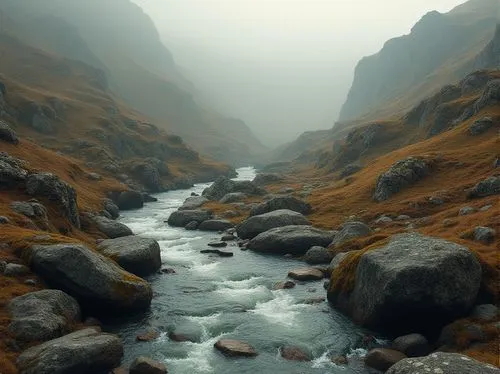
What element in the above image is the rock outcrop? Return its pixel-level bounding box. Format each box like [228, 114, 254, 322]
[0, 152, 28, 188]
[468, 175, 500, 198]
[249, 196, 312, 216]
[0, 120, 19, 144]
[8, 290, 81, 342]
[203, 176, 266, 201]
[27, 244, 152, 314]
[167, 210, 212, 227]
[248, 225, 336, 255]
[236, 210, 311, 240]
[16, 328, 123, 374]
[328, 233, 481, 335]
[97, 236, 161, 276]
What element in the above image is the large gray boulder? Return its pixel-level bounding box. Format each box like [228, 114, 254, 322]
[468, 175, 500, 198]
[97, 236, 161, 276]
[26, 173, 80, 228]
[236, 210, 311, 240]
[328, 233, 481, 335]
[167, 209, 212, 227]
[179, 196, 208, 210]
[103, 199, 120, 219]
[116, 190, 144, 210]
[93, 216, 133, 238]
[249, 196, 312, 216]
[304, 246, 333, 264]
[387, 352, 500, 374]
[16, 328, 123, 374]
[373, 157, 430, 202]
[198, 219, 234, 232]
[0, 120, 19, 144]
[247, 225, 336, 255]
[331, 221, 372, 247]
[203, 176, 266, 201]
[8, 290, 81, 342]
[26, 244, 152, 314]
[469, 117, 494, 135]
[0, 153, 28, 188]
[10, 201, 49, 229]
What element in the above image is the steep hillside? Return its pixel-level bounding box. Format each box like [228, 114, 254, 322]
[0, 0, 266, 165]
[339, 0, 499, 122]
[0, 31, 234, 192]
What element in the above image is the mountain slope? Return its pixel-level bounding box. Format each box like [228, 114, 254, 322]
[0, 0, 266, 165]
[339, 0, 499, 122]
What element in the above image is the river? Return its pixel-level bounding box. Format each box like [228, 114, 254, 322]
[109, 167, 377, 374]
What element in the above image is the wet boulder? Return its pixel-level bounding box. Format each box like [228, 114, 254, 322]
[8, 290, 81, 342]
[373, 157, 430, 202]
[26, 172, 80, 228]
[365, 348, 407, 372]
[198, 219, 234, 232]
[179, 196, 208, 210]
[387, 352, 500, 374]
[0, 120, 19, 144]
[116, 190, 144, 210]
[129, 356, 167, 374]
[236, 210, 311, 240]
[468, 175, 500, 198]
[0, 153, 28, 188]
[103, 199, 120, 219]
[93, 216, 133, 238]
[214, 339, 257, 357]
[97, 236, 161, 276]
[248, 225, 336, 255]
[26, 244, 152, 314]
[331, 221, 372, 247]
[203, 176, 266, 201]
[167, 209, 212, 227]
[249, 196, 312, 216]
[288, 267, 324, 281]
[304, 246, 333, 265]
[328, 233, 481, 335]
[280, 346, 310, 361]
[16, 328, 123, 374]
[391, 333, 430, 357]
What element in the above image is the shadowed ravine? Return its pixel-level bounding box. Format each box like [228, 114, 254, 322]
[108, 167, 379, 374]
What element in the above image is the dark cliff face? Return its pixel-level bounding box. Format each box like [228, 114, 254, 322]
[474, 23, 500, 69]
[339, 0, 500, 122]
[0, 0, 266, 165]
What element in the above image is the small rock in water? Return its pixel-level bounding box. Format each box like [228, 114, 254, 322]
[331, 355, 348, 366]
[303, 297, 326, 305]
[161, 268, 176, 274]
[129, 356, 167, 374]
[214, 339, 258, 357]
[273, 280, 296, 290]
[207, 241, 227, 248]
[169, 332, 196, 343]
[136, 330, 160, 342]
[24, 279, 37, 286]
[184, 221, 199, 230]
[280, 346, 311, 361]
[365, 348, 407, 372]
[307, 288, 317, 293]
[288, 267, 324, 281]
[221, 234, 236, 241]
[200, 249, 233, 257]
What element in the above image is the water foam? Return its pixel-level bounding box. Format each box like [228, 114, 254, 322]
[251, 290, 308, 326]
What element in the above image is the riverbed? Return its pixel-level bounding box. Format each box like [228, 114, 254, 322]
[109, 167, 376, 374]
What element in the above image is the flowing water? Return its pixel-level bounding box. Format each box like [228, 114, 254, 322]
[110, 167, 378, 374]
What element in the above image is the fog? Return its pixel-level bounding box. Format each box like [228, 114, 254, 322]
[133, 0, 465, 146]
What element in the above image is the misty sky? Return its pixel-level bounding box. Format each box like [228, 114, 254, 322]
[133, 0, 466, 146]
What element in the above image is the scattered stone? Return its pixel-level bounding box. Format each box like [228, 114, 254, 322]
[494, 157, 500, 168]
[0, 216, 10, 224]
[373, 157, 430, 202]
[473, 226, 496, 244]
[288, 267, 324, 281]
[207, 241, 228, 248]
[340, 163, 362, 178]
[0, 121, 19, 144]
[250, 196, 311, 216]
[93, 216, 133, 238]
[161, 268, 176, 274]
[469, 117, 493, 135]
[273, 281, 296, 290]
[191, 192, 199, 197]
[392, 333, 430, 357]
[97, 236, 161, 276]
[468, 175, 500, 198]
[236, 209, 311, 240]
[203, 176, 266, 201]
[375, 216, 393, 224]
[4, 263, 30, 277]
[471, 304, 498, 321]
[136, 330, 160, 342]
[252, 173, 283, 186]
[248, 225, 335, 255]
[167, 210, 212, 227]
[27, 244, 152, 314]
[303, 297, 326, 305]
[214, 339, 257, 357]
[328, 233, 482, 335]
[169, 332, 196, 343]
[480, 204, 493, 212]
[179, 196, 208, 210]
[24, 279, 37, 286]
[331, 355, 348, 366]
[459, 206, 476, 216]
[219, 192, 247, 203]
[129, 357, 167, 374]
[365, 348, 407, 372]
[304, 246, 333, 265]
[103, 199, 120, 219]
[442, 219, 456, 228]
[8, 290, 81, 342]
[198, 220, 234, 232]
[117, 190, 144, 210]
[200, 249, 233, 257]
[386, 352, 500, 374]
[331, 221, 372, 247]
[279, 187, 294, 194]
[16, 328, 123, 374]
[221, 234, 236, 241]
[396, 215, 411, 221]
[429, 196, 445, 205]
[0, 152, 28, 188]
[280, 346, 310, 361]
[185, 221, 199, 230]
[87, 172, 102, 181]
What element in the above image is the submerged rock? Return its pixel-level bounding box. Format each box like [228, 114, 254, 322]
[280, 346, 311, 361]
[16, 328, 123, 374]
[288, 267, 324, 281]
[8, 290, 81, 342]
[248, 225, 335, 255]
[214, 339, 258, 357]
[97, 236, 161, 276]
[236, 210, 311, 239]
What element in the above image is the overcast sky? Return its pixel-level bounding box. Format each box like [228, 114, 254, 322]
[133, 0, 466, 146]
